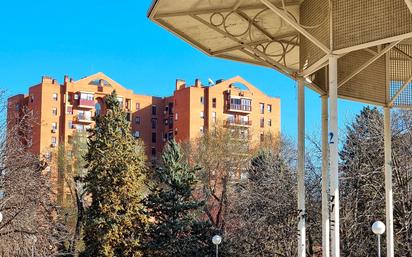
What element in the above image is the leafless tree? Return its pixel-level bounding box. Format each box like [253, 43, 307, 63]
[339, 107, 412, 257]
[53, 130, 88, 256]
[0, 91, 69, 256]
[183, 125, 252, 232]
[224, 136, 322, 257]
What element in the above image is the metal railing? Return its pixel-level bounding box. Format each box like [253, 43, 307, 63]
[229, 104, 252, 112]
[225, 118, 252, 126]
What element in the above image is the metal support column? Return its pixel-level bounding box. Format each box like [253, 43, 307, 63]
[329, 55, 340, 257]
[297, 78, 306, 257]
[321, 95, 330, 257]
[384, 107, 394, 257]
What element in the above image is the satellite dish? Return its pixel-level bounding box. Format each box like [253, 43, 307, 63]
[208, 78, 215, 86]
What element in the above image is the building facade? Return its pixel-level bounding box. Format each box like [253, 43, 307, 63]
[8, 72, 280, 160]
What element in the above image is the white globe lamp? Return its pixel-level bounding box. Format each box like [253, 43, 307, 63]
[212, 235, 222, 257]
[372, 221, 385, 257]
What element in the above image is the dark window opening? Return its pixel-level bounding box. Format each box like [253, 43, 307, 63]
[151, 118, 157, 129]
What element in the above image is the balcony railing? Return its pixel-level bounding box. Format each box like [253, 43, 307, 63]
[76, 114, 93, 122]
[78, 99, 95, 108]
[225, 118, 252, 126]
[228, 104, 252, 112]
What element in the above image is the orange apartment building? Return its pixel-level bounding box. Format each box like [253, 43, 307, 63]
[8, 72, 280, 162]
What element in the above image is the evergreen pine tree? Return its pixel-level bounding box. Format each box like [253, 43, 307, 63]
[81, 90, 147, 257]
[141, 140, 215, 257]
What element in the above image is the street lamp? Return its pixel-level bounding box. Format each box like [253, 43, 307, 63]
[29, 235, 37, 257]
[212, 235, 222, 257]
[372, 221, 386, 257]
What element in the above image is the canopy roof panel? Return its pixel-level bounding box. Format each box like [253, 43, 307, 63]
[149, 0, 412, 108]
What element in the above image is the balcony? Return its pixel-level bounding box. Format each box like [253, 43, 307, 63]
[75, 114, 93, 123]
[227, 104, 252, 113]
[225, 118, 252, 127]
[78, 99, 95, 109]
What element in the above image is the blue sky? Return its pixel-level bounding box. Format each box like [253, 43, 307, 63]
[0, 0, 368, 139]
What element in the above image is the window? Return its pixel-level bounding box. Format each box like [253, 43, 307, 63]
[230, 98, 251, 111]
[74, 124, 84, 132]
[117, 97, 124, 106]
[134, 131, 140, 138]
[168, 131, 173, 140]
[231, 98, 241, 106]
[151, 147, 156, 157]
[267, 104, 272, 113]
[168, 102, 174, 114]
[80, 93, 94, 101]
[67, 106, 73, 115]
[152, 132, 157, 143]
[227, 114, 235, 123]
[15, 103, 20, 111]
[268, 119, 272, 127]
[136, 103, 140, 111]
[164, 119, 168, 125]
[45, 152, 52, 161]
[51, 136, 57, 145]
[260, 118, 264, 128]
[242, 99, 252, 109]
[200, 96, 204, 104]
[68, 121, 73, 129]
[260, 103, 265, 114]
[200, 111, 204, 119]
[212, 112, 216, 123]
[260, 132, 264, 142]
[200, 126, 204, 134]
[169, 117, 173, 129]
[30, 94, 34, 103]
[212, 98, 216, 108]
[135, 116, 141, 125]
[78, 110, 92, 121]
[52, 93, 58, 101]
[52, 107, 58, 116]
[151, 118, 157, 129]
[241, 116, 250, 125]
[95, 103, 101, 116]
[51, 123, 57, 131]
[126, 112, 131, 122]
[241, 129, 249, 140]
[152, 105, 157, 115]
[175, 113, 178, 121]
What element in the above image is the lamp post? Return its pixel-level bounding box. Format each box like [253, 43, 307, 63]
[30, 235, 37, 257]
[372, 221, 386, 257]
[212, 235, 222, 257]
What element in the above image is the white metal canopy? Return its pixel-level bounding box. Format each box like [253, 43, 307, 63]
[148, 0, 412, 107]
[148, 1, 412, 257]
